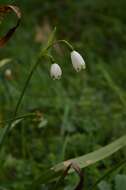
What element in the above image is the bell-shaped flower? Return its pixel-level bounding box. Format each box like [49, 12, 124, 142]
[5, 69, 13, 80]
[71, 50, 86, 72]
[50, 63, 62, 79]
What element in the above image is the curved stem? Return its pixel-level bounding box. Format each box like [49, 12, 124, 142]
[56, 40, 74, 51]
[0, 55, 42, 150]
[47, 40, 74, 51]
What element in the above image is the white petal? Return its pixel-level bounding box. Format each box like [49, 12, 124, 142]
[71, 51, 86, 72]
[50, 63, 62, 79]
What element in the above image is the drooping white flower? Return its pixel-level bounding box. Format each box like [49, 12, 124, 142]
[5, 69, 12, 80]
[50, 63, 62, 79]
[71, 51, 86, 72]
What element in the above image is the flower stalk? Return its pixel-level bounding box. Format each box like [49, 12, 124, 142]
[52, 39, 74, 51]
[0, 27, 86, 151]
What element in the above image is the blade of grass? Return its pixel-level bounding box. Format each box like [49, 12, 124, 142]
[0, 112, 36, 125]
[0, 58, 12, 68]
[33, 135, 126, 185]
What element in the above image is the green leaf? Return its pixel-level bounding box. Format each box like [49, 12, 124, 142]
[40, 27, 57, 56]
[10, 118, 23, 130]
[92, 158, 126, 188]
[53, 135, 126, 173]
[115, 175, 126, 190]
[0, 118, 24, 149]
[0, 58, 12, 69]
[98, 181, 111, 190]
[33, 135, 126, 185]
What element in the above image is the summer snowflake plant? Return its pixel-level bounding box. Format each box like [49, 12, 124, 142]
[1, 8, 126, 189]
[0, 27, 86, 149]
[50, 50, 86, 79]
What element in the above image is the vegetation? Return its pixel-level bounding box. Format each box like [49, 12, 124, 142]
[0, 0, 126, 189]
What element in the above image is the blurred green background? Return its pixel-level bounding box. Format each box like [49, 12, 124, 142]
[0, 0, 126, 189]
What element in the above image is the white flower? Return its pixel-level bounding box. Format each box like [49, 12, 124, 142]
[5, 69, 12, 80]
[71, 50, 86, 72]
[50, 63, 62, 79]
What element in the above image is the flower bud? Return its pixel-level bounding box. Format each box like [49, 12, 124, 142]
[50, 63, 62, 79]
[71, 50, 86, 72]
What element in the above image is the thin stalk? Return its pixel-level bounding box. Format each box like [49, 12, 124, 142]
[0, 55, 42, 150]
[47, 40, 74, 51]
[56, 40, 74, 51]
[13, 56, 41, 117]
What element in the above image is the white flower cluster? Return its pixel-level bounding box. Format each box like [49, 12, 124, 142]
[50, 51, 86, 80]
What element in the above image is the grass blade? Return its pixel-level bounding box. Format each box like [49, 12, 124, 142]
[33, 135, 126, 185]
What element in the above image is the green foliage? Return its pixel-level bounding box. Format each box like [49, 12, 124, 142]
[115, 175, 126, 190]
[0, 0, 126, 189]
[98, 174, 126, 190]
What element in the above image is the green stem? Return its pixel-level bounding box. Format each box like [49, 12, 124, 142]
[14, 56, 41, 117]
[0, 55, 42, 150]
[48, 40, 74, 51]
[56, 40, 74, 51]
